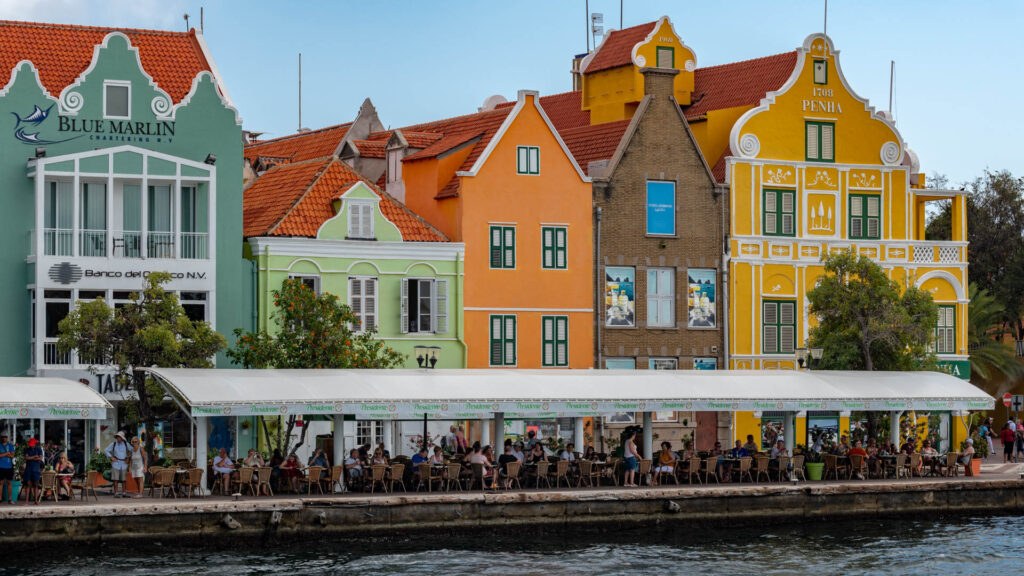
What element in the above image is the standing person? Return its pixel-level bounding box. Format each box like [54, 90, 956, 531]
[128, 436, 148, 499]
[105, 432, 130, 498]
[1001, 422, 1015, 463]
[22, 438, 43, 505]
[455, 426, 469, 455]
[1016, 419, 1024, 462]
[622, 430, 639, 487]
[444, 425, 457, 454]
[0, 433, 14, 504]
[978, 418, 994, 456]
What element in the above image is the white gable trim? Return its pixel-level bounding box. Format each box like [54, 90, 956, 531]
[313, 181, 402, 240]
[630, 16, 696, 70]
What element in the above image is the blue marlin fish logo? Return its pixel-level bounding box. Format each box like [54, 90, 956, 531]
[11, 103, 80, 145]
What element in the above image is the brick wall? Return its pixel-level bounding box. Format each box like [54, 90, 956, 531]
[593, 67, 725, 370]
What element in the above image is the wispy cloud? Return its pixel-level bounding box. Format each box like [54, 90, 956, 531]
[0, 0, 189, 30]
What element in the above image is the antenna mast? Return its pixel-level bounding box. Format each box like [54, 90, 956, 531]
[586, 0, 590, 52]
[823, 0, 828, 38]
[889, 60, 895, 116]
[183, 13, 190, 31]
[200, 7, 204, 32]
[298, 53, 302, 133]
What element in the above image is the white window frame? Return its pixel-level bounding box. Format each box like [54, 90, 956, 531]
[349, 276, 378, 333]
[646, 267, 675, 328]
[288, 274, 320, 295]
[103, 80, 131, 120]
[400, 277, 448, 334]
[348, 200, 374, 239]
[649, 357, 678, 370]
[517, 146, 540, 175]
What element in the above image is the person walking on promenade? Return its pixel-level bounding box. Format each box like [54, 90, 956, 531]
[1001, 422, 1015, 463]
[22, 438, 43, 504]
[128, 436, 147, 498]
[105, 432, 130, 498]
[0, 433, 14, 504]
[978, 417, 994, 457]
[622, 430, 639, 487]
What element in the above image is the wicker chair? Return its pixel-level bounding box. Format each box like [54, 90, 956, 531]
[300, 466, 325, 495]
[254, 466, 274, 496]
[683, 457, 702, 484]
[326, 465, 344, 493]
[550, 460, 571, 488]
[735, 457, 753, 483]
[70, 470, 99, 501]
[577, 460, 598, 487]
[823, 454, 847, 481]
[884, 453, 907, 479]
[467, 463, 487, 491]
[368, 464, 388, 493]
[151, 469, 177, 498]
[775, 456, 791, 482]
[701, 457, 719, 484]
[653, 459, 678, 486]
[180, 468, 204, 498]
[38, 470, 58, 503]
[389, 463, 407, 492]
[503, 461, 522, 490]
[790, 455, 806, 481]
[534, 460, 551, 489]
[906, 453, 922, 478]
[945, 452, 961, 477]
[599, 458, 619, 487]
[445, 463, 463, 491]
[637, 458, 653, 486]
[230, 466, 255, 496]
[848, 454, 868, 480]
[754, 455, 771, 483]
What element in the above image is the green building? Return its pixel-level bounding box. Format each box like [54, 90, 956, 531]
[0, 22, 252, 458]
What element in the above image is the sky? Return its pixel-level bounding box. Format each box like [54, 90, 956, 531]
[2, 0, 1021, 184]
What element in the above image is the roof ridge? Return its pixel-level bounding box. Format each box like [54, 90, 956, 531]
[696, 50, 797, 72]
[245, 123, 353, 148]
[0, 19, 194, 37]
[265, 158, 334, 235]
[398, 105, 510, 133]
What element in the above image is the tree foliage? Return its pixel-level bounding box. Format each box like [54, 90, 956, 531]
[57, 272, 226, 461]
[807, 252, 938, 371]
[967, 283, 1024, 387]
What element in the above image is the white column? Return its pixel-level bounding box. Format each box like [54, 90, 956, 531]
[94, 420, 101, 452]
[642, 412, 653, 460]
[494, 413, 505, 450]
[382, 419, 393, 456]
[573, 417, 584, 452]
[784, 412, 795, 454]
[38, 420, 45, 444]
[333, 414, 345, 492]
[195, 416, 208, 494]
[480, 419, 491, 447]
[106, 171, 114, 257]
[890, 411, 902, 445]
[71, 166, 80, 257]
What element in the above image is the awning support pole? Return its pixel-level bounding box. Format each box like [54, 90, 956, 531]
[784, 412, 795, 454]
[195, 416, 209, 495]
[382, 420, 393, 457]
[481, 417, 491, 447]
[890, 411, 902, 445]
[495, 412, 505, 450]
[333, 414, 345, 493]
[642, 412, 653, 460]
[573, 417, 584, 454]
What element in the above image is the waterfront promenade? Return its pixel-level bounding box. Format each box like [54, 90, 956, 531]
[3, 459, 1022, 553]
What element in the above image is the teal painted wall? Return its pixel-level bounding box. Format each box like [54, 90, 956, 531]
[0, 32, 251, 374]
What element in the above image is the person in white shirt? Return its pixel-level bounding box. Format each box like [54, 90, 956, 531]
[104, 432, 130, 497]
[560, 443, 577, 462]
[513, 442, 526, 463]
[770, 440, 789, 459]
[212, 448, 234, 494]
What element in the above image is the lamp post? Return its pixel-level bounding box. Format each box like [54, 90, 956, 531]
[795, 347, 825, 370]
[413, 346, 441, 452]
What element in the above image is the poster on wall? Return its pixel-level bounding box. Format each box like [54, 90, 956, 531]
[646, 181, 676, 235]
[693, 358, 717, 370]
[605, 267, 635, 327]
[687, 269, 717, 328]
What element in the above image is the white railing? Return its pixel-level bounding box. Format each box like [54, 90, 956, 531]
[147, 232, 175, 259]
[43, 228, 73, 256]
[180, 232, 209, 259]
[112, 230, 143, 258]
[42, 340, 70, 366]
[79, 229, 107, 257]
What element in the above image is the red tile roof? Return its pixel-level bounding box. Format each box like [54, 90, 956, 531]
[351, 139, 385, 158]
[559, 119, 631, 176]
[243, 157, 445, 242]
[243, 123, 351, 165]
[711, 146, 730, 184]
[685, 51, 797, 119]
[402, 132, 444, 149]
[0, 20, 212, 103]
[583, 22, 656, 74]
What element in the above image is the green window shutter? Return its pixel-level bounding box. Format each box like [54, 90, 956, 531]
[850, 194, 881, 239]
[813, 59, 827, 84]
[936, 305, 956, 354]
[528, 147, 539, 174]
[555, 228, 567, 269]
[762, 300, 796, 354]
[866, 195, 880, 239]
[505, 315, 517, 365]
[806, 122, 835, 163]
[781, 192, 794, 236]
[779, 301, 796, 353]
[806, 123, 819, 161]
[764, 190, 777, 235]
[555, 316, 568, 366]
[764, 190, 795, 237]
[542, 227, 567, 269]
[763, 301, 778, 353]
[850, 195, 864, 238]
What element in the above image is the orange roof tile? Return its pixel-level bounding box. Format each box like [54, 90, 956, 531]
[685, 51, 797, 119]
[0, 20, 212, 103]
[244, 157, 445, 242]
[710, 146, 730, 184]
[351, 140, 385, 158]
[584, 22, 657, 74]
[402, 132, 444, 149]
[496, 91, 591, 132]
[243, 123, 351, 165]
[558, 119, 631, 176]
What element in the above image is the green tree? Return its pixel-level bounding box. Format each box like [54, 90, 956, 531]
[967, 282, 1024, 387]
[807, 251, 939, 371]
[57, 272, 226, 461]
[227, 278, 405, 455]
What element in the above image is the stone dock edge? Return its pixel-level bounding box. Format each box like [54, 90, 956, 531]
[2, 479, 1022, 552]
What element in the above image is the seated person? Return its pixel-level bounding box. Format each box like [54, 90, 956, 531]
[343, 449, 363, 485]
[54, 452, 75, 499]
[513, 442, 526, 462]
[429, 446, 446, 466]
[679, 441, 696, 461]
[836, 436, 851, 456]
[730, 440, 749, 458]
[526, 443, 546, 465]
[900, 439, 917, 455]
[582, 446, 597, 461]
[411, 447, 429, 465]
[741, 434, 758, 455]
[653, 442, 677, 485]
[280, 453, 301, 492]
[497, 445, 519, 488]
[369, 448, 387, 466]
[960, 439, 975, 467]
[920, 440, 938, 455]
[243, 448, 265, 473]
[212, 448, 234, 493]
[560, 443, 577, 462]
[307, 449, 330, 469]
[770, 440, 788, 459]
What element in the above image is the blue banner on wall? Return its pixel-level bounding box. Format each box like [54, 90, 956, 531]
[646, 181, 676, 235]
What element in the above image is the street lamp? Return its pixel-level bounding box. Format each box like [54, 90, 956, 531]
[414, 345, 441, 369]
[796, 347, 825, 369]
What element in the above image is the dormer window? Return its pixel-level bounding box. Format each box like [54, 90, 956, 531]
[386, 149, 402, 183]
[103, 81, 130, 119]
[656, 46, 675, 69]
[813, 59, 828, 85]
[517, 146, 539, 175]
[348, 200, 374, 239]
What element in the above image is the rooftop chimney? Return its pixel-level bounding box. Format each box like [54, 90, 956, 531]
[640, 66, 680, 98]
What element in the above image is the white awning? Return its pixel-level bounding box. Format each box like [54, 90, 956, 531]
[0, 377, 112, 420]
[146, 368, 994, 419]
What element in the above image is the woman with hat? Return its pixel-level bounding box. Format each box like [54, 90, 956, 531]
[105, 431, 130, 498]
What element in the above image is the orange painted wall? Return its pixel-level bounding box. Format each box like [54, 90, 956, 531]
[460, 94, 594, 368]
[400, 144, 473, 241]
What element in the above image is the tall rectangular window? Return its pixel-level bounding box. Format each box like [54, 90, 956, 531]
[103, 81, 130, 119]
[489, 225, 516, 269]
[490, 314, 517, 366]
[656, 46, 675, 68]
[349, 277, 377, 333]
[80, 182, 107, 257]
[288, 274, 320, 295]
[44, 181, 73, 256]
[646, 181, 676, 236]
[763, 189, 795, 236]
[935, 305, 955, 354]
[763, 300, 796, 354]
[180, 185, 209, 259]
[542, 226, 567, 269]
[348, 201, 374, 239]
[541, 315, 568, 367]
[180, 292, 208, 323]
[806, 121, 835, 162]
[147, 184, 173, 258]
[517, 146, 539, 175]
[646, 267, 674, 328]
[401, 278, 448, 334]
[848, 194, 880, 239]
[813, 59, 828, 84]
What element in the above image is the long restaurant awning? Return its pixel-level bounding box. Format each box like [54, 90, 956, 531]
[0, 377, 113, 420]
[146, 368, 994, 419]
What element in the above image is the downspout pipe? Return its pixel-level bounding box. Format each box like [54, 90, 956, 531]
[595, 206, 602, 369]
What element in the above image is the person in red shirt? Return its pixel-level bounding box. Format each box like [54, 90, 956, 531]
[1001, 422, 1015, 463]
[848, 440, 868, 479]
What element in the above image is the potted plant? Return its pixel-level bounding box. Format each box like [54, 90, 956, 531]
[6, 443, 25, 502]
[87, 449, 112, 486]
[961, 434, 988, 476]
[797, 444, 825, 480]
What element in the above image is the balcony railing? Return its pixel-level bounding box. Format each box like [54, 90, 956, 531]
[42, 340, 70, 366]
[43, 228, 72, 256]
[147, 232, 175, 259]
[181, 232, 209, 259]
[79, 229, 107, 257]
[112, 230, 142, 258]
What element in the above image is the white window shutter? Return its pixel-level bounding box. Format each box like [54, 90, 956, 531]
[543, 316, 553, 366]
[766, 213, 777, 235]
[780, 326, 795, 353]
[556, 228, 566, 268]
[764, 326, 778, 353]
[866, 196, 879, 217]
[851, 219, 862, 238]
[518, 147, 528, 173]
[765, 191, 776, 213]
[504, 316, 516, 365]
[821, 125, 834, 160]
[556, 317, 568, 366]
[806, 124, 819, 160]
[348, 203, 359, 237]
[361, 204, 373, 238]
[435, 279, 448, 334]
[503, 227, 515, 268]
[543, 228, 553, 268]
[365, 278, 377, 332]
[350, 278, 362, 331]
[491, 316, 503, 365]
[867, 218, 879, 238]
[780, 302, 795, 325]
[763, 302, 778, 325]
[851, 197, 863, 217]
[399, 278, 408, 334]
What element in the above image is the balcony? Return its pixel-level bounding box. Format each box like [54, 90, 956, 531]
[37, 229, 209, 259]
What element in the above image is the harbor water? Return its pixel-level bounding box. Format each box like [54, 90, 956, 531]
[4, 514, 1021, 575]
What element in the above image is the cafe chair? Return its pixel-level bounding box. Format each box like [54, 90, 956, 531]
[300, 466, 325, 495]
[789, 455, 806, 481]
[327, 465, 344, 494]
[701, 457, 719, 484]
[230, 466, 256, 496]
[848, 454, 868, 480]
[254, 467, 274, 496]
[576, 459, 598, 488]
[944, 452, 961, 477]
[445, 463, 463, 492]
[735, 457, 753, 484]
[774, 456, 791, 482]
[180, 468, 205, 498]
[754, 455, 771, 483]
[534, 460, 551, 489]
[71, 470, 99, 502]
[152, 469, 177, 498]
[389, 463, 407, 493]
[503, 461, 522, 490]
[550, 460, 571, 488]
[654, 460, 679, 486]
[369, 464, 389, 493]
[686, 457, 703, 485]
[906, 453, 922, 478]
[38, 471, 59, 503]
[637, 459, 652, 486]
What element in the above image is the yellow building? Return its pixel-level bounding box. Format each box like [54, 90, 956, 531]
[724, 34, 970, 448]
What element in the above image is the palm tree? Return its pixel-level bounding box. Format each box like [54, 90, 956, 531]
[968, 283, 1024, 387]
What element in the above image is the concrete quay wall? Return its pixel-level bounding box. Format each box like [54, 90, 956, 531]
[2, 479, 1022, 552]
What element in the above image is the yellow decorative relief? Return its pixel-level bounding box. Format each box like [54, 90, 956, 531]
[859, 247, 878, 258]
